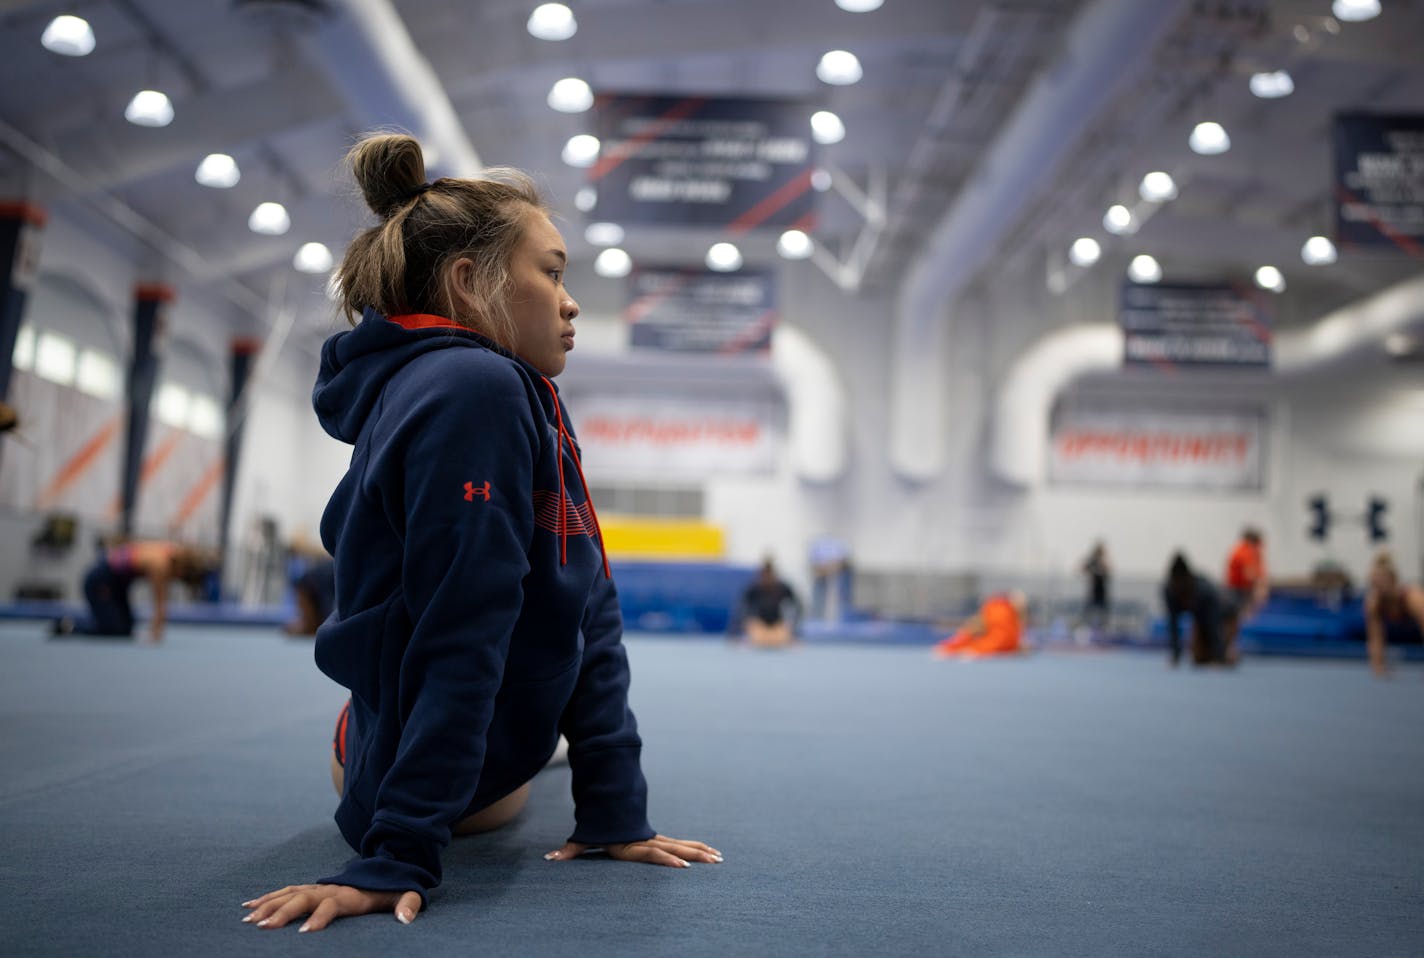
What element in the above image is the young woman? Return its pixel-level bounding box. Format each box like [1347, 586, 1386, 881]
[55, 539, 214, 643]
[242, 134, 719, 934]
[1364, 551, 1424, 677]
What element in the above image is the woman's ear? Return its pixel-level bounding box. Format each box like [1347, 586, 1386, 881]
[444, 256, 486, 323]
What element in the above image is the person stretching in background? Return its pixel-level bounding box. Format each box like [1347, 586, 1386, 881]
[1163, 553, 1240, 667]
[1081, 541, 1110, 630]
[933, 591, 1027, 660]
[1225, 526, 1268, 619]
[240, 133, 717, 935]
[737, 558, 802, 648]
[1364, 551, 1424, 678]
[54, 540, 216, 643]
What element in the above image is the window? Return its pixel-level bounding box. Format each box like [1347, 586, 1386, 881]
[12, 323, 34, 370]
[34, 331, 77, 385]
[154, 382, 190, 428]
[187, 393, 224, 440]
[75, 349, 121, 400]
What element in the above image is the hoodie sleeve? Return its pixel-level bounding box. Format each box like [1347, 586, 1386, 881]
[318, 356, 540, 902]
[559, 571, 656, 845]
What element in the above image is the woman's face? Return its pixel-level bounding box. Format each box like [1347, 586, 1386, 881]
[507, 210, 579, 377]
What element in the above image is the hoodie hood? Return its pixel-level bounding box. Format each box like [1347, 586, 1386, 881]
[313, 307, 508, 444]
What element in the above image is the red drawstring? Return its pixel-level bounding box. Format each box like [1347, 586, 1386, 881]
[541, 378, 610, 578]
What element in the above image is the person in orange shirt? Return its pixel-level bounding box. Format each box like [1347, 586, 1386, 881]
[1225, 527, 1267, 618]
[933, 591, 1027, 659]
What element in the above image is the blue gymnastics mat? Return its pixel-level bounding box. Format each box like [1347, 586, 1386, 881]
[1, 620, 1421, 956]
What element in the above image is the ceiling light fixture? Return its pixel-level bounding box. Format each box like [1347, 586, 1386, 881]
[594, 248, 632, 278]
[585, 222, 625, 246]
[248, 202, 291, 236]
[124, 89, 174, 127]
[1188, 121, 1231, 155]
[777, 230, 813, 260]
[1127, 254, 1162, 284]
[548, 77, 593, 113]
[293, 242, 334, 274]
[527, 3, 577, 40]
[1301, 235, 1338, 265]
[1254, 265, 1286, 292]
[817, 50, 862, 86]
[574, 187, 598, 212]
[1331, 0, 1381, 22]
[1103, 204, 1134, 235]
[1068, 237, 1101, 267]
[835, 0, 883, 10]
[1138, 171, 1177, 203]
[562, 134, 601, 168]
[706, 242, 743, 272]
[810, 111, 845, 145]
[810, 169, 833, 192]
[41, 15, 95, 56]
[1249, 70, 1294, 98]
[195, 153, 240, 188]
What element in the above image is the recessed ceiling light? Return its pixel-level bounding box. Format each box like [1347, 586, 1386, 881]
[527, 3, 577, 40]
[817, 50, 862, 86]
[195, 153, 240, 188]
[248, 202, 291, 236]
[125, 90, 174, 127]
[810, 111, 845, 145]
[1331, 0, 1380, 22]
[777, 230, 813, 260]
[293, 242, 334, 274]
[1301, 235, 1338, 266]
[1103, 204, 1134, 235]
[594, 248, 632, 278]
[548, 77, 593, 113]
[585, 222, 625, 246]
[1254, 265, 1285, 292]
[1138, 171, 1177, 203]
[835, 0, 883, 10]
[706, 242, 743, 272]
[1249, 70, 1294, 98]
[562, 134, 601, 168]
[41, 15, 95, 56]
[1188, 121, 1230, 155]
[1069, 237, 1101, 267]
[810, 169, 833, 192]
[574, 187, 598, 212]
[1127, 254, 1162, 284]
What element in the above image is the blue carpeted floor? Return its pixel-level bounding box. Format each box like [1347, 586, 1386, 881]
[1, 621, 1421, 957]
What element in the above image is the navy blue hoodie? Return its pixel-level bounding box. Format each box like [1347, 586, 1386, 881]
[311, 308, 653, 903]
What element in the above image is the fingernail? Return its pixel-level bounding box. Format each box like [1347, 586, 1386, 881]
[397, 910, 413, 925]
[679, 860, 692, 868]
[241, 915, 255, 923]
[241, 900, 256, 907]
[711, 854, 724, 863]
[544, 851, 559, 861]
[256, 919, 270, 927]
[299, 924, 311, 933]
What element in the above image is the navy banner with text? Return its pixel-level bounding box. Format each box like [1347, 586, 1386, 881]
[590, 95, 816, 231]
[1333, 113, 1424, 253]
[1120, 282, 1272, 368]
[626, 267, 777, 355]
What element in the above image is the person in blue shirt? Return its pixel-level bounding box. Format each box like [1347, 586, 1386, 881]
[242, 133, 719, 934]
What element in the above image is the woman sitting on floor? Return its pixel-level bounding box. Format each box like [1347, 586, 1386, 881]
[933, 591, 1027, 660]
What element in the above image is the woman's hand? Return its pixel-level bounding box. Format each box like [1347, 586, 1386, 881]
[241, 884, 422, 932]
[544, 834, 722, 868]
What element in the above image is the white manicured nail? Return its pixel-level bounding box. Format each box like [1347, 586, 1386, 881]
[397, 910, 412, 925]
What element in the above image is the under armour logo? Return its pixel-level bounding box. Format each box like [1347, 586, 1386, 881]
[464, 481, 490, 502]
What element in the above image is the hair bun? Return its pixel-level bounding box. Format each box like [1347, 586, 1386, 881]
[349, 133, 429, 219]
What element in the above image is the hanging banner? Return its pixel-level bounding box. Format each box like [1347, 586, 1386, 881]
[1048, 404, 1265, 491]
[573, 395, 781, 480]
[589, 94, 816, 230]
[625, 266, 776, 354]
[1120, 282, 1271, 367]
[1333, 113, 1424, 253]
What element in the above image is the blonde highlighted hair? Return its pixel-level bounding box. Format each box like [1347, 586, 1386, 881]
[336, 132, 547, 350]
